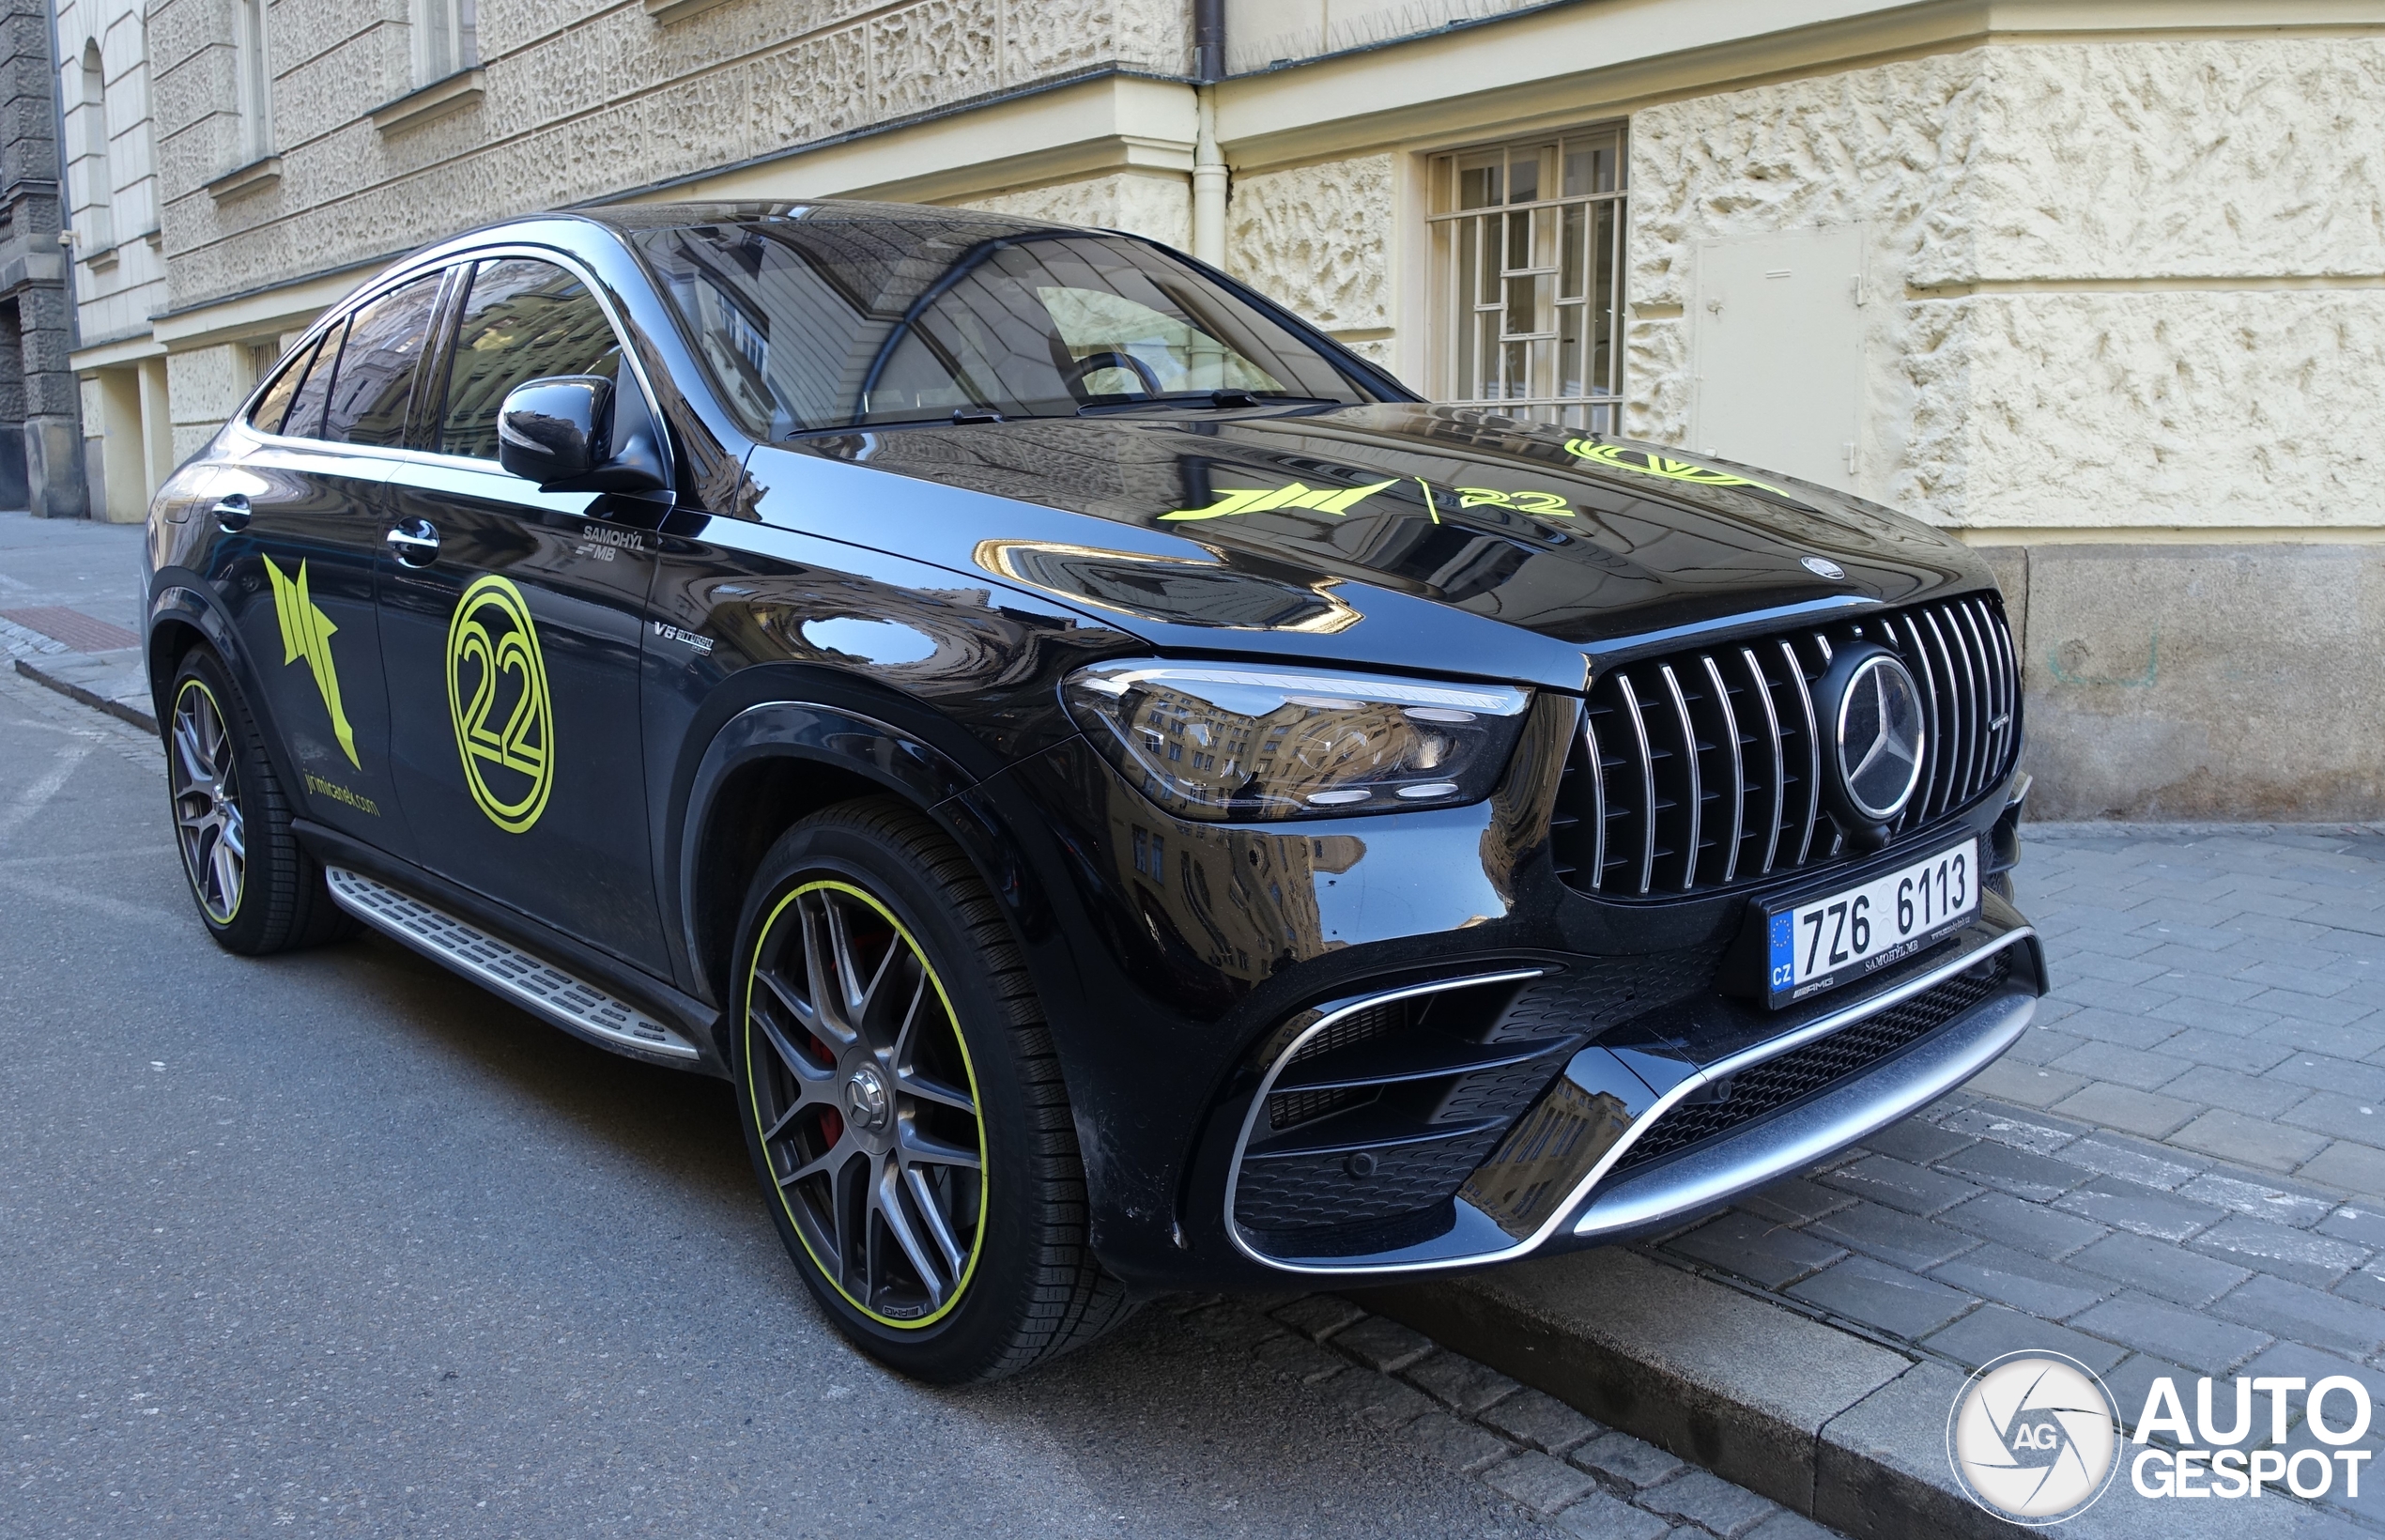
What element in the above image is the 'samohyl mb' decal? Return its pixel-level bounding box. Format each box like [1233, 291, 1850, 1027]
[264, 557, 360, 768]
[445, 575, 554, 835]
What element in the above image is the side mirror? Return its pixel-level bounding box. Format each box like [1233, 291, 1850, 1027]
[497, 375, 667, 494]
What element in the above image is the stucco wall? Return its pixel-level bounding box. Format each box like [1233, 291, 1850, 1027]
[1627, 36, 2385, 819]
[148, 0, 1191, 312]
[957, 168, 1192, 249]
[164, 342, 246, 462]
[1625, 36, 2385, 532]
[1223, 153, 1394, 363]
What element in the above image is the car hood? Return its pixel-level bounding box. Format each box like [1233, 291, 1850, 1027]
[744, 404, 1993, 692]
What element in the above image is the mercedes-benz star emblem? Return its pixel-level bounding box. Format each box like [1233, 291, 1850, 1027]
[844, 1067, 891, 1130]
[1835, 653, 1927, 822]
[1801, 555, 1846, 580]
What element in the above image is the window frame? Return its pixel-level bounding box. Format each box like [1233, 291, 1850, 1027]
[1424, 123, 1628, 432]
[234, 0, 272, 165]
[411, 0, 479, 88]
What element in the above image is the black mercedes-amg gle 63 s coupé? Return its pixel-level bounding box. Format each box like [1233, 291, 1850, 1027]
[145, 201, 2040, 1381]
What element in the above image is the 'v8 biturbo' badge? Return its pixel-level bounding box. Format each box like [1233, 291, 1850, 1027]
[445, 575, 553, 834]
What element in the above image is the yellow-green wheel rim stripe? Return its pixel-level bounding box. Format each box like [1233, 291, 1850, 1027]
[744, 878, 989, 1330]
[172, 676, 242, 926]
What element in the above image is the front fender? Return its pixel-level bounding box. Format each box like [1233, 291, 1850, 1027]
[674, 700, 977, 1011]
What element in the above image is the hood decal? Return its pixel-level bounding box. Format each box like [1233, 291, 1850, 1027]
[1562, 439, 1790, 499]
[1164, 477, 1397, 521]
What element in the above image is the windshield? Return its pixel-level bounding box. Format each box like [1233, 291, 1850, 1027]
[630, 212, 1376, 437]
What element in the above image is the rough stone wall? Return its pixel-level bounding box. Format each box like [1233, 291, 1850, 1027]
[1628, 36, 2385, 818]
[1223, 153, 1393, 361]
[165, 341, 247, 462]
[148, 0, 1191, 312]
[2015, 543, 2385, 820]
[1625, 37, 2385, 531]
[957, 169, 1192, 248]
[1, 0, 86, 516]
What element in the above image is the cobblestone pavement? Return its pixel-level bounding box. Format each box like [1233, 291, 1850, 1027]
[1170, 1291, 1840, 1539]
[1651, 824, 2385, 1532]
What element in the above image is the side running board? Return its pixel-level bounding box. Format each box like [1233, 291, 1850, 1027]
[325, 867, 700, 1065]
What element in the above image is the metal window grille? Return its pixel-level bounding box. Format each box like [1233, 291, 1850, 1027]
[1429, 128, 1626, 431]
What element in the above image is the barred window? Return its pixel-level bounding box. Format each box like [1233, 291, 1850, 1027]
[1429, 127, 1626, 431]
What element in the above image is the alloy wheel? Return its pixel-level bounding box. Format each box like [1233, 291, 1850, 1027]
[170, 680, 247, 924]
[746, 880, 986, 1327]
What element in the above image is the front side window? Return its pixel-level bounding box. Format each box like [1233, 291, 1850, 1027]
[322, 272, 445, 446]
[633, 215, 1374, 439]
[1429, 127, 1626, 430]
[438, 258, 623, 460]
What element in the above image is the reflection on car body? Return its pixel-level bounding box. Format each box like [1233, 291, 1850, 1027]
[144, 200, 2042, 1382]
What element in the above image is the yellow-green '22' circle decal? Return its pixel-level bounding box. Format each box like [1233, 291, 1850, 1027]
[445, 575, 554, 834]
[745, 880, 989, 1330]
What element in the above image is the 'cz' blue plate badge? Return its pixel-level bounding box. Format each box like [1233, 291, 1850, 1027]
[1767, 910, 1795, 992]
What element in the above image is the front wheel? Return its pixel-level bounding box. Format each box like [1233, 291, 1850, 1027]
[731, 797, 1133, 1382]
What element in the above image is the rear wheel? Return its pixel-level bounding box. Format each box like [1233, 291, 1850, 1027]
[166, 649, 348, 955]
[732, 797, 1134, 1382]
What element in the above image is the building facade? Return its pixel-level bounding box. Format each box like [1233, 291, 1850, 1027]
[2, 0, 83, 516]
[56, 0, 2385, 820]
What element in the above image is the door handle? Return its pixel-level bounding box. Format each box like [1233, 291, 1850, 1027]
[385, 518, 440, 565]
[210, 495, 251, 532]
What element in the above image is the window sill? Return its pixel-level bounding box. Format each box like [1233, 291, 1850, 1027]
[644, 0, 734, 22]
[83, 242, 119, 272]
[207, 156, 282, 203]
[370, 69, 486, 135]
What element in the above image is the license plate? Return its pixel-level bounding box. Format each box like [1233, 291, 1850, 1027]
[1764, 838, 1979, 1006]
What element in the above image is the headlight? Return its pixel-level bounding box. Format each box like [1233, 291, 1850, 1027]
[1062, 661, 1532, 822]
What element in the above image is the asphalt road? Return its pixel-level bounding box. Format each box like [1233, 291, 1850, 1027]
[0, 662, 1531, 1538]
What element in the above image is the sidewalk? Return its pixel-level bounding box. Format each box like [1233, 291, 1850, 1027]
[1376, 823, 2385, 1537]
[0, 509, 154, 729]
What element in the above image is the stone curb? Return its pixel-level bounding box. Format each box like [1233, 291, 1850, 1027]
[1360, 1247, 2348, 1540]
[14, 654, 156, 733]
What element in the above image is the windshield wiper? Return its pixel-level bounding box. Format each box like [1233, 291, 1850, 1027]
[1076, 391, 1352, 415]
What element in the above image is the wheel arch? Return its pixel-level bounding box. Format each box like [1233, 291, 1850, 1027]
[677, 701, 979, 1027]
[146, 584, 260, 740]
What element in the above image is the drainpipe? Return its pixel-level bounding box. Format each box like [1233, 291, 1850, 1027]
[1191, 0, 1226, 266]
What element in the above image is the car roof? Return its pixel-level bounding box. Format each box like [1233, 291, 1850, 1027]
[514, 198, 1079, 239]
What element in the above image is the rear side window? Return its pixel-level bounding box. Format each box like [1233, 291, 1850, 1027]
[250, 334, 322, 435]
[280, 319, 346, 440]
[437, 258, 623, 461]
[322, 272, 446, 446]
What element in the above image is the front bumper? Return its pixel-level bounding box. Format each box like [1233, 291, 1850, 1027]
[1220, 901, 2041, 1277]
[963, 720, 2037, 1290]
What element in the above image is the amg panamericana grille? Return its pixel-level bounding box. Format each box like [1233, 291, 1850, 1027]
[1554, 594, 2021, 897]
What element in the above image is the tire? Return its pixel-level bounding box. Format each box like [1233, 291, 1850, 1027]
[731, 795, 1135, 1382]
[165, 648, 351, 955]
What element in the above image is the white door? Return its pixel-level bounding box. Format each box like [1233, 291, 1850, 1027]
[1689, 225, 1867, 495]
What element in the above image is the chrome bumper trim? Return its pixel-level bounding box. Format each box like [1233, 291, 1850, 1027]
[1571, 989, 2034, 1238]
[1232, 925, 2036, 1276]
